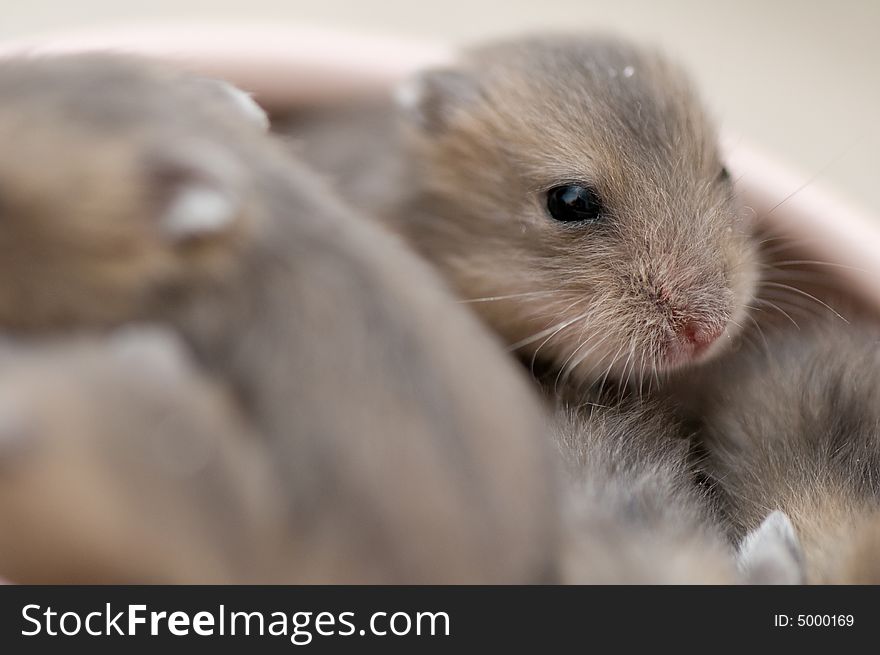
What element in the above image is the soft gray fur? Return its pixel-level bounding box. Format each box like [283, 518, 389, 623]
[552, 397, 736, 583]
[0, 55, 558, 583]
[695, 323, 880, 583]
[0, 329, 284, 583]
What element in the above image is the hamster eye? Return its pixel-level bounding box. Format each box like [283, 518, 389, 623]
[546, 185, 603, 223]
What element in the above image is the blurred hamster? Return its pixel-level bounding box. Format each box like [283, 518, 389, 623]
[696, 324, 880, 583]
[0, 55, 557, 583]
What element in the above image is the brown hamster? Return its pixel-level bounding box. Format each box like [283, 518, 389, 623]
[0, 328, 286, 583]
[552, 397, 736, 583]
[0, 55, 558, 583]
[695, 324, 880, 583]
[281, 34, 759, 391]
[281, 37, 759, 584]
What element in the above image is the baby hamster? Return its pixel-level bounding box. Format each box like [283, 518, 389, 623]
[695, 323, 880, 583]
[0, 54, 558, 583]
[552, 397, 736, 583]
[0, 328, 284, 583]
[282, 38, 766, 583]
[282, 34, 759, 391]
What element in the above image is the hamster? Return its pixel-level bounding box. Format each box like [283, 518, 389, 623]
[694, 324, 880, 583]
[552, 397, 736, 583]
[0, 55, 558, 583]
[0, 329, 286, 584]
[280, 34, 759, 392]
[281, 37, 766, 584]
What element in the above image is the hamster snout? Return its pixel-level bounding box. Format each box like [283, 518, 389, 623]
[666, 320, 726, 366]
[648, 287, 723, 351]
[632, 251, 738, 366]
[679, 320, 723, 353]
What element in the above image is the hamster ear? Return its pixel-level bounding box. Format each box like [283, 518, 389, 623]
[394, 68, 481, 132]
[194, 78, 270, 131]
[147, 140, 246, 244]
[737, 510, 806, 584]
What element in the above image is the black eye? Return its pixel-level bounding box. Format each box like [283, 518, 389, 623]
[718, 166, 731, 182]
[546, 184, 603, 223]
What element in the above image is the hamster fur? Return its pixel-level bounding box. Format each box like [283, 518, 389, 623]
[0, 54, 558, 583]
[695, 324, 880, 583]
[551, 396, 736, 583]
[286, 32, 876, 586]
[280, 34, 764, 582]
[0, 329, 286, 583]
[281, 34, 759, 391]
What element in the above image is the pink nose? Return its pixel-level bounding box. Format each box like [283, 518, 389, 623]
[679, 320, 723, 352]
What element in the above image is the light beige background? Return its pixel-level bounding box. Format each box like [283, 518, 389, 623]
[1, 0, 877, 214]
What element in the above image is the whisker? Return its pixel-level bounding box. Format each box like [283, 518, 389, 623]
[459, 289, 563, 304]
[634, 349, 645, 401]
[507, 303, 587, 352]
[757, 295, 832, 323]
[598, 344, 626, 393]
[759, 281, 849, 323]
[766, 135, 863, 215]
[768, 259, 869, 274]
[755, 234, 791, 247]
[759, 269, 853, 289]
[557, 332, 613, 390]
[754, 297, 800, 329]
[742, 309, 770, 353]
[758, 238, 822, 258]
[620, 337, 637, 391]
[554, 333, 596, 393]
[529, 308, 591, 374]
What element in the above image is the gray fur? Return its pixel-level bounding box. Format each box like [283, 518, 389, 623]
[0, 330, 283, 583]
[696, 324, 880, 583]
[552, 397, 736, 583]
[0, 55, 558, 583]
[281, 34, 759, 389]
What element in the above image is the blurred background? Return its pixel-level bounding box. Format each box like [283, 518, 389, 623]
[1, 0, 877, 214]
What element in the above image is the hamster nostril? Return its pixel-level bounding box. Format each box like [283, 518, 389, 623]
[678, 320, 723, 351]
